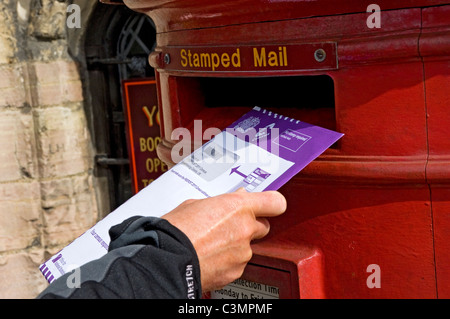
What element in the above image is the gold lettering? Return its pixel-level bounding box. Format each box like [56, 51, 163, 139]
[211, 53, 220, 71]
[283, 46, 288, 66]
[180, 49, 187, 67]
[188, 50, 193, 67]
[179, 48, 241, 70]
[253, 47, 266, 67]
[154, 157, 161, 172]
[146, 158, 155, 173]
[145, 157, 167, 173]
[268, 51, 278, 66]
[200, 53, 211, 68]
[278, 47, 284, 66]
[232, 48, 241, 67]
[140, 138, 146, 152]
[221, 53, 230, 68]
[193, 53, 200, 67]
[140, 136, 162, 152]
[142, 105, 158, 127]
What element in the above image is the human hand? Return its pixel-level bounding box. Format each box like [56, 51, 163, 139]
[161, 189, 287, 292]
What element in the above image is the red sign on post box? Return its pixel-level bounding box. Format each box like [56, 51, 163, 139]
[122, 78, 167, 194]
[157, 43, 337, 74]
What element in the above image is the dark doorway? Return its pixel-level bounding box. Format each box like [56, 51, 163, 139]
[84, 4, 156, 215]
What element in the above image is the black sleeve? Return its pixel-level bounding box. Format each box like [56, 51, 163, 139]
[37, 216, 202, 299]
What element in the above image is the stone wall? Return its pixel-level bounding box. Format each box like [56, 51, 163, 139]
[0, 0, 99, 298]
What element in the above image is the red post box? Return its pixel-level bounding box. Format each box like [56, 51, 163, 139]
[121, 0, 450, 298]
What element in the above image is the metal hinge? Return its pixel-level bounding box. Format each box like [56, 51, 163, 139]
[87, 57, 132, 66]
[96, 154, 129, 166]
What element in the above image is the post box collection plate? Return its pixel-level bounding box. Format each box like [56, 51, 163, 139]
[210, 265, 286, 299]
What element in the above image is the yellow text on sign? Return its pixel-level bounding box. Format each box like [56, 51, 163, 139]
[146, 157, 167, 173]
[140, 136, 162, 152]
[180, 49, 241, 71]
[178, 46, 289, 71]
[142, 105, 160, 127]
[253, 46, 288, 67]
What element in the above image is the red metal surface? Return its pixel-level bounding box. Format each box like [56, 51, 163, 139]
[121, 0, 450, 298]
[124, 0, 450, 32]
[250, 242, 326, 299]
[421, 5, 450, 299]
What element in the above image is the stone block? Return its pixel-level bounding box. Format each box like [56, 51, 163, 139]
[28, 60, 84, 107]
[0, 181, 41, 252]
[0, 64, 27, 107]
[0, 1, 18, 65]
[0, 108, 37, 182]
[0, 250, 48, 298]
[41, 174, 98, 246]
[29, 0, 66, 40]
[34, 104, 92, 179]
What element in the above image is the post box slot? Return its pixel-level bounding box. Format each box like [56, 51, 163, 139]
[202, 75, 334, 109]
[175, 75, 336, 134]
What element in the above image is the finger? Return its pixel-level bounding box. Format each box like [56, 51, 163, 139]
[237, 191, 287, 217]
[252, 217, 270, 240]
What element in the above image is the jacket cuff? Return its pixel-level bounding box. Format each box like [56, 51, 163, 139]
[108, 216, 202, 298]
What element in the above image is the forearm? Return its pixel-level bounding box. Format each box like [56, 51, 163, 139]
[37, 217, 202, 299]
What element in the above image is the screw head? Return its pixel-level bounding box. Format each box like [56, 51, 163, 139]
[164, 53, 171, 65]
[314, 49, 326, 62]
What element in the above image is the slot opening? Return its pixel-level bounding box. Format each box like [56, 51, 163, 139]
[175, 75, 337, 146]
